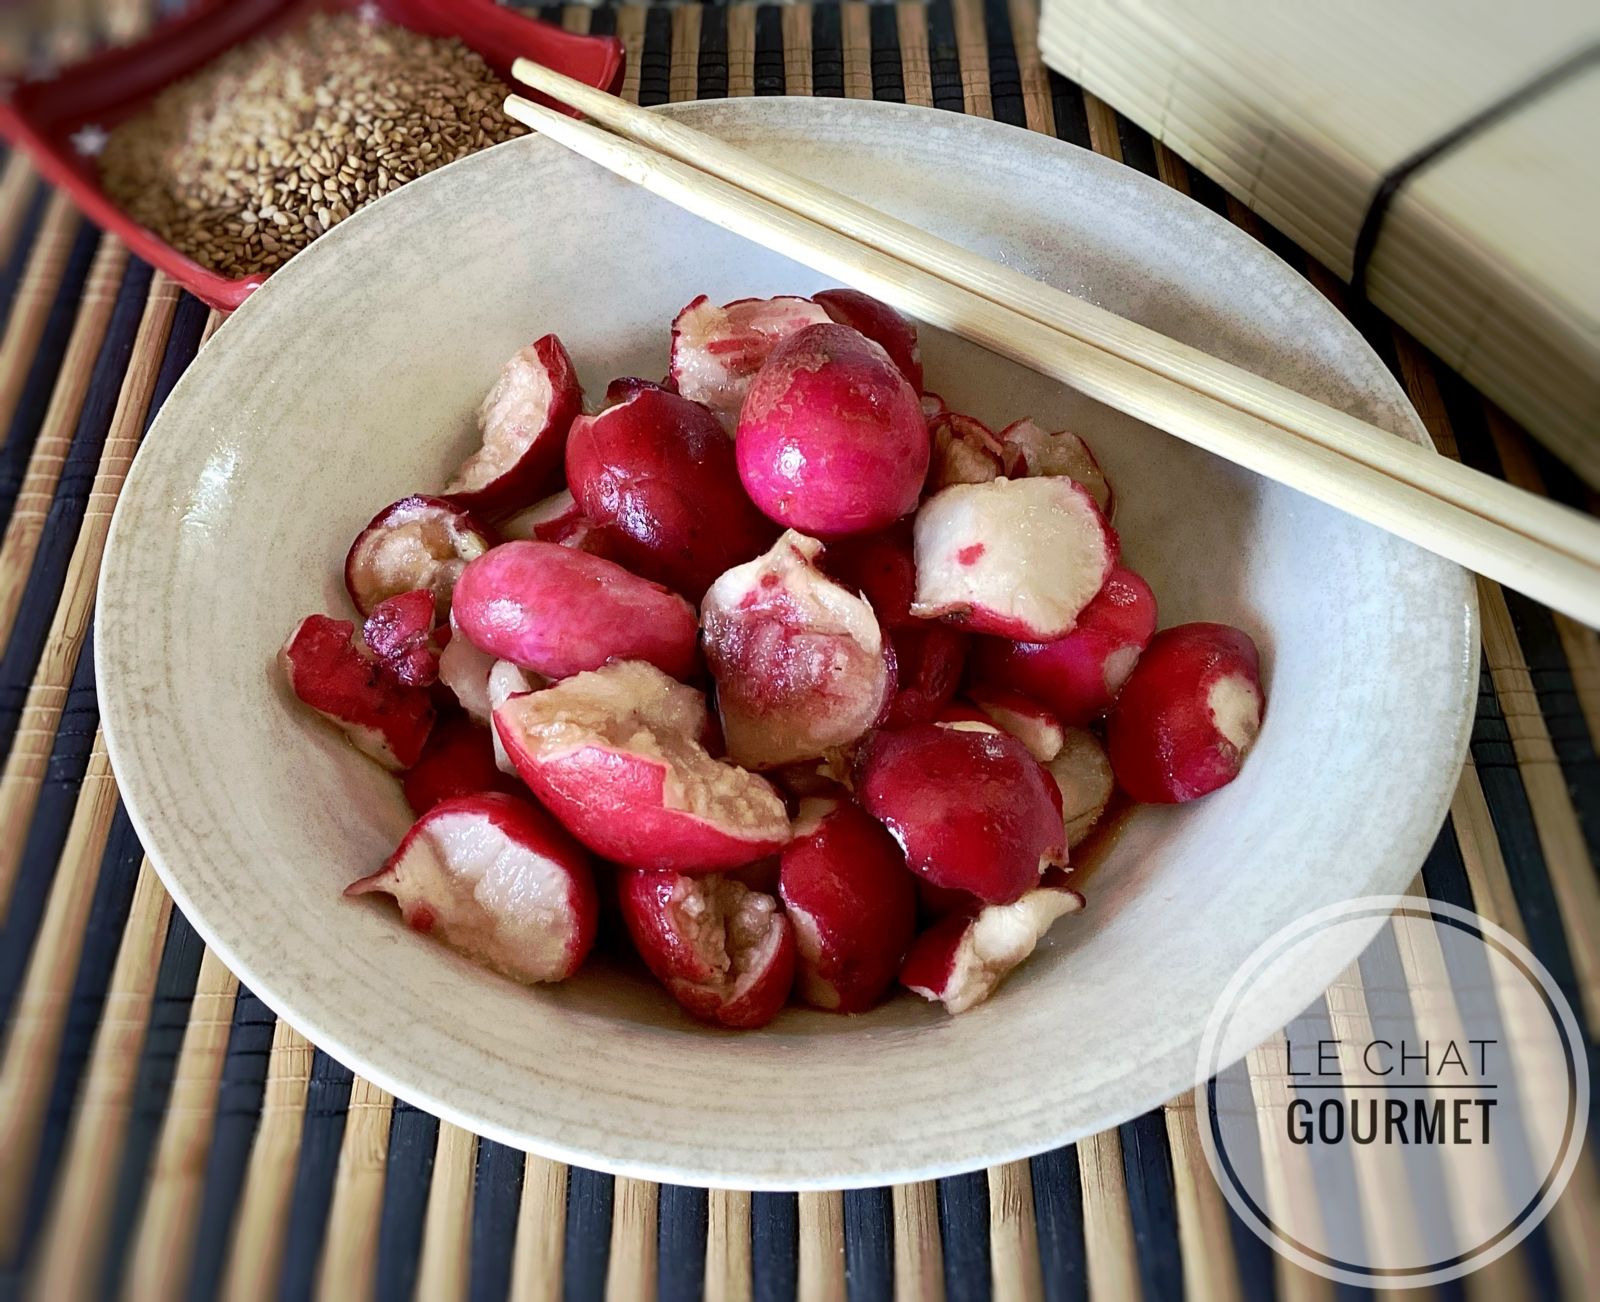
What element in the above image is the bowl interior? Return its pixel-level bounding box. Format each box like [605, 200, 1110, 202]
[98, 98, 1476, 1188]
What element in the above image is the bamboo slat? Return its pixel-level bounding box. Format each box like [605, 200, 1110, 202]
[0, 230, 119, 650]
[987, 1163, 1044, 1302]
[315, 1076, 394, 1302]
[28, 859, 170, 1301]
[511, 1156, 567, 1302]
[1007, 0, 1057, 135]
[0, 191, 78, 445]
[797, 1190, 846, 1302]
[891, 1181, 944, 1302]
[668, 4, 701, 104]
[414, 1122, 477, 1302]
[120, 946, 241, 1302]
[1161, 1099, 1242, 1302]
[1076, 1129, 1140, 1301]
[840, 3, 872, 101]
[726, 3, 756, 98]
[0, 270, 177, 919]
[895, 1, 934, 108]
[1081, 92, 1123, 163]
[605, 1178, 659, 1301]
[615, 4, 646, 107]
[561, 5, 591, 37]
[782, 5, 813, 98]
[705, 1189, 753, 1302]
[0, 153, 38, 269]
[0, 732, 118, 1255]
[951, 0, 993, 120]
[220, 1020, 314, 1302]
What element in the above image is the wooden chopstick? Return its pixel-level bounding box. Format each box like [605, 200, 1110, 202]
[511, 60, 1600, 575]
[501, 87, 1600, 628]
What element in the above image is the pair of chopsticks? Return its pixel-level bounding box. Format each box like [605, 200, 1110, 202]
[503, 64, 1600, 629]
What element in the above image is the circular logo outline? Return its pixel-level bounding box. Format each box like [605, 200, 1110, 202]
[1195, 896, 1588, 1289]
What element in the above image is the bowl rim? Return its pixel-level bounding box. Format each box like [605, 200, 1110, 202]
[97, 95, 1480, 1189]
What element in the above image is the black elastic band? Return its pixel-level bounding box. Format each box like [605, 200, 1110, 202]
[1349, 42, 1600, 298]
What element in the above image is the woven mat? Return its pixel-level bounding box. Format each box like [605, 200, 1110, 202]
[1, 2, 1598, 1299]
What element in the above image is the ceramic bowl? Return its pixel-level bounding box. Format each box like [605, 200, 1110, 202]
[97, 98, 1477, 1189]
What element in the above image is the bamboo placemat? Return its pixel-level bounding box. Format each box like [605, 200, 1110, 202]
[0, 3, 1597, 1300]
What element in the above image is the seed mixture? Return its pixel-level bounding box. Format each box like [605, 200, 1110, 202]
[99, 11, 524, 278]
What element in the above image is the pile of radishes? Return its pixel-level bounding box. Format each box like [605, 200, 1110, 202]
[281, 289, 1266, 1027]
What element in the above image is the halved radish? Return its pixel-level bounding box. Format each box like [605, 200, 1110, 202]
[927, 412, 1006, 491]
[701, 531, 893, 770]
[566, 386, 776, 600]
[1107, 622, 1265, 803]
[901, 885, 1084, 1014]
[451, 540, 700, 681]
[362, 589, 440, 687]
[1048, 728, 1115, 848]
[967, 684, 1065, 762]
[970, 568, 1156, 725]
[618, 869, 795, 1028]
[669, 294, 831, 429]
[738, 323, 929, 538]
[780, 797, 917, 1013]
[437, 613, 497, 722]
[280, 614, 434, 770]
[996, 418, 1114, 516]
[401, 714, 520, 815]
[344, 495, 492, 618]
[445, 334, 584, 514]
[881, 624, 968, 728]
[813, 287, 923, 390]
[912, 477, 1117, 640]
[817, 520, 917, 629]
[495, 661, 792, 872]
[347, 793, 597, 984]
[856, 722, 1065, 904]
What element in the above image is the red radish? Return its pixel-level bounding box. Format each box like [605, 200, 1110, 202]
[437, 613, 497, 722]
[487, 659, 538, 772]
[737, 323, 928, 538]
[445, 334, 583, 513]
[347, 793, 598, 983]
[779, 798, 917, 1012]
[927, 412, 1006, 491]
[968, 684, 1065, 762]
[401, 714, 520, 815]
[819, 521, 917, 629]
[912, 477, 1117, 640]
[970, 568, 1156, 725]
[701, 531, 893, 770]
[362, 589, 440, 687]
[1048, 728, 1114, 848]
[604, 376, 675, 405]
[933, 702, 1000, 730]
[1108, 622, 1265, 803]
[881, 624, 968, 728]
[997, 418, 1114, 516]
[769, 759, 852, 802]
[451, 540, 699, 681]
[901, 885, 1084, 1014]
[618, 869, 795, 1028]
[502, 488, 624, 559]
[920, 391, 948, 420]
[495, 661, 791, 872]
[566, 387, 776, 600]
[344, 495, 493, 618]
[280, 614, 433, 769]
[856, 723, 1066, 904]
[813, 287, 923, 390]
[916, 878, 981, 921]
[669, 294, 831, 428]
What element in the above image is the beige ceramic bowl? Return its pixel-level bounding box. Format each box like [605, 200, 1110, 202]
[98, 99, 1477, 1189]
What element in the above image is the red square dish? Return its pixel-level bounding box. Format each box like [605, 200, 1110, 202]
[0, 0, 625, 309]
